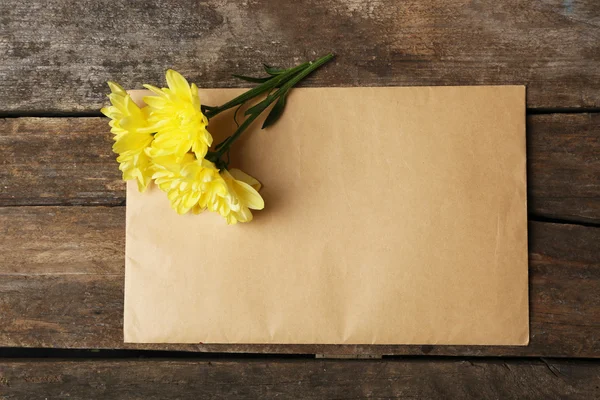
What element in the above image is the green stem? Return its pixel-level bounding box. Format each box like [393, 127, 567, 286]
[205, 111, 261, 164]
[241, 52, 335, 122]
[204, 62, 310, 119]
[266, 53, 334, 107]
[205, 53, 334, 165]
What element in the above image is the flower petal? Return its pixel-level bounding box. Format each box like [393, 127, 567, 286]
[232, 180, 265, 210]
[229, 169, 261, 191]
[142, 95, 167, 109]
[107, 81, 126, 96]
[143, 84, 167, 97]
[166, 69, 192, 100]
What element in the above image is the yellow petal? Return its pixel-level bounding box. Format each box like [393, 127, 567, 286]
[113, 130, 152, 155]
[136, 174, 150, 192]
[232, 180, 264, 210]
[229, 169, 262, 191]
[166, 69, 192, 100]
[107, 81, 126, 96]
[107, 93, 127, 111]
[100, 107, 113, 118]
[143, 84, 167, 97]
[191, 83, 201, 110]
[192, 204, 206, 215]
[236, 207, 253, 223]
[142, 95, 167, 109]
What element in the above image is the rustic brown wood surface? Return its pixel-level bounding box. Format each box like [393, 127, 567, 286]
[2, 114, 599, 223]
[1, 0, 600, 397]
[1, 207, 598, 357]
[0, 358, 598, 399]
[1, 0, 600, 112]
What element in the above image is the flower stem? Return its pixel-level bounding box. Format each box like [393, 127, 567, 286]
[204, 62, 310, 120]
[205, 53, 334, 165]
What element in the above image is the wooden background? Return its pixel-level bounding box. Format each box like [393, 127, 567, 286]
[1, 0, 599, 398]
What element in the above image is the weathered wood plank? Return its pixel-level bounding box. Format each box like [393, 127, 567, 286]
[1, 0, 599, 112]
[528, 113, 600, 223]
[0, 118, 122, 207]
[0, 358, 598, 399]
[1, 206, 598, 357]
[2, 114, 599, 222]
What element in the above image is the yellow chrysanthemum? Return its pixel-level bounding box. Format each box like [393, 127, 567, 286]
[142, 70, 213, 160]
[210, 169, 265, 225]
[152, 154, 225, 215]
[101, 82, 154, 192]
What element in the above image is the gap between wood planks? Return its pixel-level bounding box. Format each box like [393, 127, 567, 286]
[0, 347, 598, 362]
[0, 348, 597, 389]
[1, 107, 600, 119]
[530, 215, 600, 229]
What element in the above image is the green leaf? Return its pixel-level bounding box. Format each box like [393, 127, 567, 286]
[263, 64, 286, 75]
[232, 74, 271, 83]
[244, 97, 272, 116]
[206, 63, 306, 119]
[262, 92, 288, 129]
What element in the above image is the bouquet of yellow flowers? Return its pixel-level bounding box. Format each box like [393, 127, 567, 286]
[102, 54, 333, 224]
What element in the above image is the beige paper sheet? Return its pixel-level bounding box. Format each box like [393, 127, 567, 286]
[124, 86, 528, 345]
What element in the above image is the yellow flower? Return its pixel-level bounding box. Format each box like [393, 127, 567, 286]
[143, 70, 212, 160]
[152, 154, 225, 215]
[210, 169, 265, 225]
[152, 152, 265, 222]
[101, 82, 154, 192]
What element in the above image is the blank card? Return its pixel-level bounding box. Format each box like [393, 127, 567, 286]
[124, 86, 528, 345]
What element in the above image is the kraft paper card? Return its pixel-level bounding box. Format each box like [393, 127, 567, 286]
[124, 86, 528, 345]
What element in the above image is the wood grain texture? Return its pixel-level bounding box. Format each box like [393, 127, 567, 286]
[0, 118, 122, 207]
[2, 114, 599, 222]
[1, 0, 599, 112]
[528, 113, 600, 223]
[1, 206, 598, 357]
[0, 358, 598, 399]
